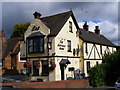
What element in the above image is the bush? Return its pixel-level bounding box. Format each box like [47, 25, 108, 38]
[89, 50, 120, 87]
[89, 64, 105, 87]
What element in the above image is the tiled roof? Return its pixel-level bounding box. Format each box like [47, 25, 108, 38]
[41, 10, 79, 36]
[40, 11, 116, 47]
[79, 29, 116, 47]
[2, 37, 21, 59]
[11, 44, 20, 55]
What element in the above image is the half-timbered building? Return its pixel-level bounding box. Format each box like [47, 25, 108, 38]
[79, 22, 117, 76]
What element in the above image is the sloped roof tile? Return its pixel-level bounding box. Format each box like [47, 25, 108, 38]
[79, 29, 116, 47]
[41, 10, 79, 36]
[2, 37, 21, 59]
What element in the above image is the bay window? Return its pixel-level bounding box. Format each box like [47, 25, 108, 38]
[28, 37, 44, 53]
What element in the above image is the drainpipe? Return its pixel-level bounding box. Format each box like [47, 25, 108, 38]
[47, 36, 50, 81]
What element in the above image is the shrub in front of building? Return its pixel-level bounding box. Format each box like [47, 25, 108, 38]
[89, 50, 120, 87]
[89, 64, 105, 87]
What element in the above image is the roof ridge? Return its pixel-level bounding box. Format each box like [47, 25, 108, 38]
[80, 28, 102, 35]
[80, 28, 116, 46]
[41, 10, 72, 19]
[6, 37, 22, 41]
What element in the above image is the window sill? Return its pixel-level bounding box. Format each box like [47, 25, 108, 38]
[28, 52, 44, 54]
[19, 60, 26, 62]
[69, 31, 73, 33]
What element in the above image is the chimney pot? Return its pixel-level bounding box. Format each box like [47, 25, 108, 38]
[94, 26, 100, 34]
[33, 12, 41, 19]
[0, 30, 5, 41]
[83, 22, 89, 31]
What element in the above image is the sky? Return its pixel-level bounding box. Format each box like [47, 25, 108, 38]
[1, 1, 119, 45]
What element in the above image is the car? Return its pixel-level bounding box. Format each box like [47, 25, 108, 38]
[115, 77, 120, 88]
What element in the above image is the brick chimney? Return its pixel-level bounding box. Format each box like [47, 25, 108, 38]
[83, 22, 89, 31]
[0, 30, 5, 41]
[94, 26, 100, 34]
[33, 11, 41, 19]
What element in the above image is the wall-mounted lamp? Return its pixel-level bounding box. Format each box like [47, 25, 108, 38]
[47, 40, 52, 49]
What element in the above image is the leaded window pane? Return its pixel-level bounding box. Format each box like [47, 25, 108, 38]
[28, 37, 44, 53]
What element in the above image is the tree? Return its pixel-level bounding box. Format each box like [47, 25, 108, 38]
[103, 50, 120, 86]
[11, 22, 30, 38]
[89, 50, 120, 87]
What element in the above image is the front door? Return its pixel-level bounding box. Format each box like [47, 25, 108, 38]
[60, 64, 65, 80]
[61, 67, 64, 80]
[33, 61, 39, 76]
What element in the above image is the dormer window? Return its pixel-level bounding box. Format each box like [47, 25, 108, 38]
[69, 21, 73, 33]
[28, 37, 44, 53]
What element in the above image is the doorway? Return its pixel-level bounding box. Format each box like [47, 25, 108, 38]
[59, 59, 71, 80]
[60, 64, 65, 80]
[33, 61, 39, 76]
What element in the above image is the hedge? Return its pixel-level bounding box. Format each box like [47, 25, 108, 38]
[89, 50, 120, 87]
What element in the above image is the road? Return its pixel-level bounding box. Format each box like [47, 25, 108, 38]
[1, 86, 120, 90]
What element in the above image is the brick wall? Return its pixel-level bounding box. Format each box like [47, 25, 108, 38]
[16, 55, 25, 74]
[2, 54, 25, 75]
[2, 79, 89, 88]
[3, 55, 12, 69]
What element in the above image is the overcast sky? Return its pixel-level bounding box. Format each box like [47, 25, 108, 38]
[1, 1, 119, 45]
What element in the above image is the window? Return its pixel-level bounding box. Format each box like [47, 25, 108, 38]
[28, 37, 44, 53]
[85, 43, 88, 54]
[28, 39, 33, 53]
[69, 21, 73, 32]
[20, 57, 26, 62]
[96, 61, 99, 66]
[41, 60, 49, 76]
[100, 45, 102, 54]
[33, 61, 39, 76]
[86, 61, 90, 73]
[67, 40, 71, 52]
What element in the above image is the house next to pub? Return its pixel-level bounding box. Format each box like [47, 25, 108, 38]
[1, 10, 117, 81]
[79, 22, 117, 76]
[0, 30, 25, 75]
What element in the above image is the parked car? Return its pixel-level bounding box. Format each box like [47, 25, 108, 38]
[115, 77, 120, 88]
[2, 77, 22, 83]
